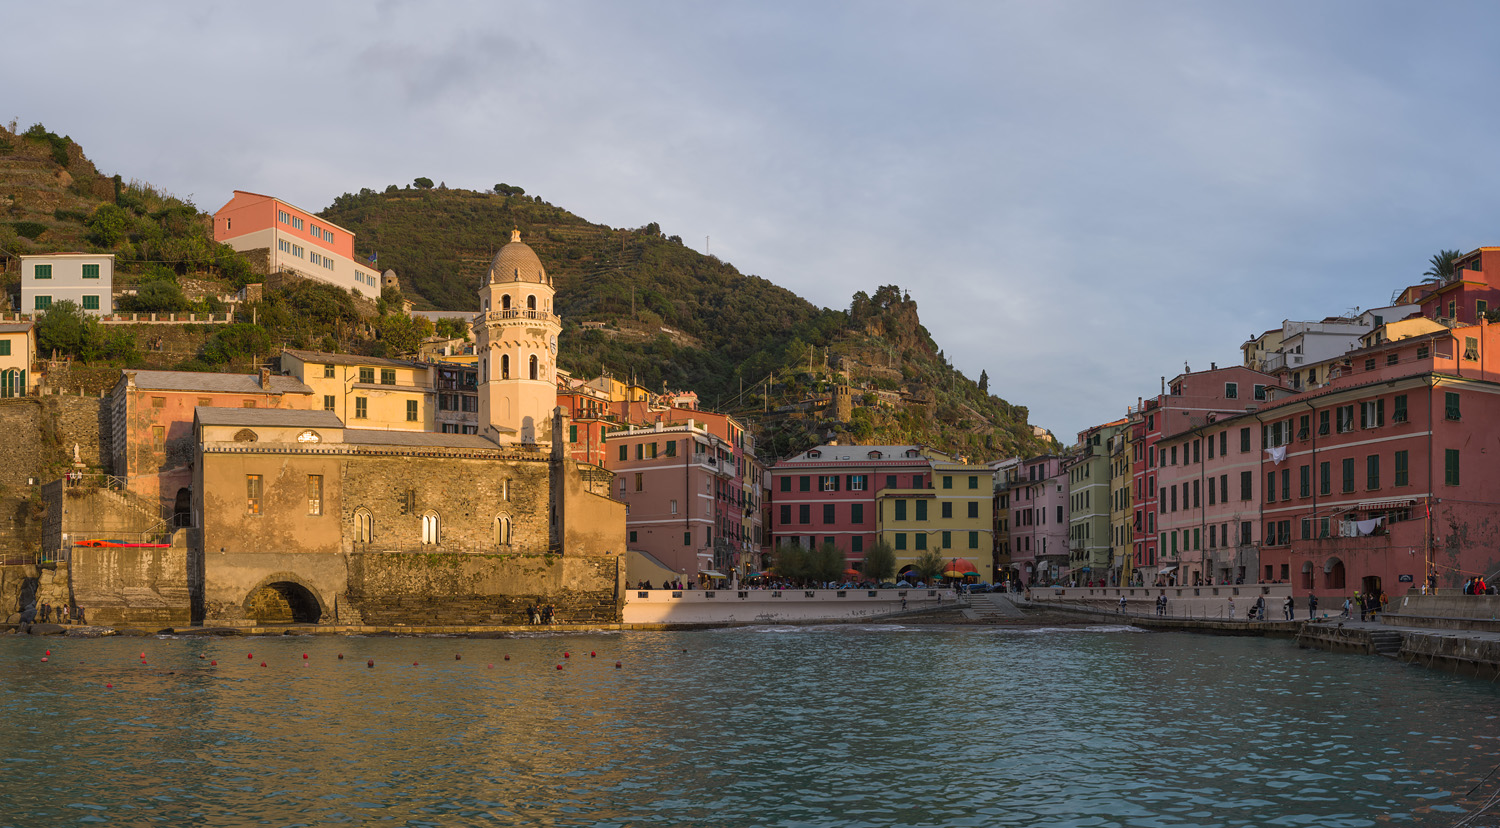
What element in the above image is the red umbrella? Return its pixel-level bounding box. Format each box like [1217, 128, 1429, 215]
[943, 558, 980, 577]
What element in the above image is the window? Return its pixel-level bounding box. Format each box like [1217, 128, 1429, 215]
[1240, 471, 1252, 501]
[1418, 345, 1430, 359]
[406, 400, 418, 422]
[33, 295, 51, 311]
[242, 400, 256, 408]
[684, 532, 691, 546]
[895, 500, 907, 521]
[1319, 461, 1330, 495]
[1393, 395, 1408, 423]
[779, 477, 790, 492]
[151, 425, 164, 450]
[150, 396, 166, 408]
[33, 264, 51, 279]
[421, 512, 441, 545]
[81, 263, 99, 279]
[968, 501, 979, 519]
[381, 369, 396, 385]
[1336, 405, 1354, 433]
[1466, 337, 1480, 361]
[1220, 474, 1227, 504]
[665, 440, 676, 457]
[852, 536, 863, 553]
[969, 475, 979, 489]
[1299, 465, 1310, 498]
[81, 295, 99, 310]
[1240, 521, 1252, 546]
[1395, 450, 1409, 487]
[942, 475, 953, 489]
[1366, 455, 1380, 490]
[1364, 358, 1376, 371]
[323, 364, 336, 378]
[307, 475, 323, 515]
[1318, 410, 1330, 435]
[669, 499, 678, 516]
[1360, 400, 1384, 429]
[1386, 353, 1399, 366]
[529, 355, 539, 380]
[246, 475, 262, 515]
[1253, 385, 1267, 401]
[941, 501, 953, 519]
[1266, 472, 1276, 503]
[359, 367, 374, 384]
[620, 445, 629, 462]
[916, 500, 927, 521]
[355, 397, 367, 419]
[569, 425, 577, 443]
[1480, 300, 1490, 318]
[1341, 458, 1355, 493]
[354, 510, 372, 543]
[969, 531, 979, 549]
[799, 505, 810, 524]
[915, 533, 927, 550]
[634, 473, 643, 492]
[501, 355, 510, 379]
[780, 505, 792, 525]
[823, 504, 836, 524]
[1240, 428, 1250, 452]
[1219, 432, 1227, 456]
[1446, 392, 1461, 421]
[821, 475, 840, 492]
[1445, 449, 1460, 486]
[895, 534, 907, 550]
[0, 341, 7, 357]
[851, 504, 864, 524]
[1224, 382, 1238, 399]
[800, 476, 811, 492]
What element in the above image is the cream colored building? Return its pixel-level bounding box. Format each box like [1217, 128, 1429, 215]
[280, 349, 434, 431]
[20, 253, 114, 315]
[477, 230, 563, 446]
[0, 322, 36, 397]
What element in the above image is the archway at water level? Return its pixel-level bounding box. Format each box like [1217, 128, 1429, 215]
[245, 581, 323, 624]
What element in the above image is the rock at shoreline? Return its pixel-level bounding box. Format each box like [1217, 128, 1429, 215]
[65, 625, 118, 638]
[26, 623, 67, 636]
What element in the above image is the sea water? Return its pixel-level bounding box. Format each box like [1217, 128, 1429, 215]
[1, 625, 1496, 827]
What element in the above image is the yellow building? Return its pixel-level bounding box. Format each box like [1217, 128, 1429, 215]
[0, 322, 35, 397]
[875, 454, 995, 579]
[1108, 427, 1134, 586]
[280, 349, 434, 431]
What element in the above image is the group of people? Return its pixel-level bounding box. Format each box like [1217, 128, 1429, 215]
[525, 603, 556, 625]
[1463, 576, 1492, 594]
[30, 602, 77, 624]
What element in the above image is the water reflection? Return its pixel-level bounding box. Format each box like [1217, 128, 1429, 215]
[0, 628, 1496, 826]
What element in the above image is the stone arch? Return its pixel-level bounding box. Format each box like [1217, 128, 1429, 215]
[233, 428, 258, 443]
[1324, 557, 1346, 590]
[529, 354, 538, 380]
[242, 573, 326, 624]
[421, 510, 441, 545]
[1300, 560, 1315, 591]
[494, 514, 512, 546]
[501, 354, 510, 379]
[0, 368, 23, 398]
[172, 487, 193, 528]
[353, 507, 372, 543]
[501, 294, 511, 310]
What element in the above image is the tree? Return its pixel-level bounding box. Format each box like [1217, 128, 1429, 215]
[201, 324, 272, 366]
[85, 203, 133, 247]
[809, 542, 845, 583]
[36, 300, 91, 357]
[1423, 249, 1462, 284]
[862, 539, 897, 584]
[413, 177, 434, 190]
[978, 369, 989, 394]
[122, 279, 189, 312]
[375, 313, 434, 356]
[772, 542, 809, 582]
[434, 317, 470, 341]
[914, 548, 946, 583]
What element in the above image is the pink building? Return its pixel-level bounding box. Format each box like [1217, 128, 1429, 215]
[1155, 412, 1264, 587]
[1415, 248, 1500, 327]
[1251, 318, 1500, 602]
[213, 191, 382, 300]
[1007, 455, 1067, 585]
[770, 444, 929, 565]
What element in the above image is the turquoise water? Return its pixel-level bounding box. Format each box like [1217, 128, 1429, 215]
[2, 625, 1497, 827]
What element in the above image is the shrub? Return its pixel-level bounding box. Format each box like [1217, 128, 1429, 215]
[11, 221, 47, 240]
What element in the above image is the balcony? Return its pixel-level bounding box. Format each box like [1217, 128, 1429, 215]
[484, 309, 561, 326]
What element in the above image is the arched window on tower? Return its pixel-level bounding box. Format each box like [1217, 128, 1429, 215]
[421, 511, 441, 545]
[501, 295, 511, 310]
[354, 508, 372, 544]
[527, 295, 536, 311]
[529, 355, 539, 380]
[501, 355, 510, 379]
[494, 515, 512, 546]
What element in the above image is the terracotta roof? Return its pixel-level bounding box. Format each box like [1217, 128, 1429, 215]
[195, 407, 343, 428]
[128, 370, 312, 395]
[487, 230, 548, 285]
[343, 430, 502, 450]
[279, 349, 428, 370]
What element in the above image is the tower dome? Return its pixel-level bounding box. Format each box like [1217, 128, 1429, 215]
[486, 229, 548, 285]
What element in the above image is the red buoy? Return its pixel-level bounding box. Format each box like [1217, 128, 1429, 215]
[556, 664, 563, 670]
[140, 652, 145, 658]
[45, 650, 51, 655]
[247, 653, 253, 659]
[487, 664, 493, 669]
[260, 662, 266, 667]
[105, 683, 113, 689]
[367, 659, 374, 668]
[211, 661, 217, 666]
[615, 661, 621, 668]
[454, 654, 462, 660]
[40, 657, 48, 662]
[503, 655, 510, 661]
[338, 653, 344, 660]
[413, 662, 419, 666]
[302, 653, 308, 660]
[564, 652, 570, 658]
[590, 651, 596, 658]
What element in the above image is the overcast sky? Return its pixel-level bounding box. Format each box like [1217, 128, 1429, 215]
[7, 1, 1497, 442]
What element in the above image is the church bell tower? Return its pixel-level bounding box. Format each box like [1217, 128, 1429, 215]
[476, 230, 562, 447]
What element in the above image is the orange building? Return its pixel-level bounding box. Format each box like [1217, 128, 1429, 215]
[212, 191, 382, 300]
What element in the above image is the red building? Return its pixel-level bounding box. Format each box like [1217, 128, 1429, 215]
[769, 444, 929, 564]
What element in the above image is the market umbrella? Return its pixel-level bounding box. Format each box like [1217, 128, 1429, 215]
[943, 557, 980, 578]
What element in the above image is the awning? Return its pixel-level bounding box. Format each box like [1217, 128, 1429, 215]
[1156, 565, 1178, 572]
[699, 570, 726, 578]
[1358, 498, 1416, 512]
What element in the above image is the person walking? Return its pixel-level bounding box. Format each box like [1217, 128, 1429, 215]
[1284, 595, 1294, 621]
[1119, 595, 1127, 614]
[1308, 594, 1318, 619]
[1228, 596, 1236, 620]
[1341, 597, 1351, 619]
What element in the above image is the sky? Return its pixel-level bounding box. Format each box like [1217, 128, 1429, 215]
[7, 1, 1500, 442]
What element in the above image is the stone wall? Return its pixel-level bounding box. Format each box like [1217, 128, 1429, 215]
[70, 539, 191, 627]
[346, 552, 621, 625]
[48, 394, 109, 470]
[0, 399, 49, 558]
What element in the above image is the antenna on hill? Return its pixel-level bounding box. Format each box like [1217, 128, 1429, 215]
[705, 236, 710, 255]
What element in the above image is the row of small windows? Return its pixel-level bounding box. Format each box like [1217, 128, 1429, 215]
[778, 474, 926, 492]
[356, 271, 377, 286]
[30, 264, 100, 279]
[278, 238, 306, 258]
[357, 367, 400, 385]
[891, 531, 981, 550]
[310, 252, 334, 270]
[33, 295, 102, 310]
[495, 354, 541, 380]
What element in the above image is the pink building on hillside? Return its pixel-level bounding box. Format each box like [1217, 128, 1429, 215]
[1415, 248, 1500, 327]
[1007, 455, 1067, 585]
[213, 191, 382, 300]
[770, 444, 929, 565]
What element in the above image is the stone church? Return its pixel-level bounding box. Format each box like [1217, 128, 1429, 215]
[78, 232, 627, 628]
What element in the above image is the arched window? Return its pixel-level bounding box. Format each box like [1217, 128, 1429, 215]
[501, 354, 510, 379]
[494, 515, 512, 545]
[501, 295, 511, 310]
[529, 355, 539, 380]
[421, 511, 441, 545]
[527, 295, 537, 311]
[354, 509, 372, 543]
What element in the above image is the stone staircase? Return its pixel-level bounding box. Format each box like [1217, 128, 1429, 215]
[1370, 629, 1404, 658]
[964, 592, 1028, 621]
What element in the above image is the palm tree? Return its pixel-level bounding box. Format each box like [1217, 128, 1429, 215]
[1422, 250, 1463, 284]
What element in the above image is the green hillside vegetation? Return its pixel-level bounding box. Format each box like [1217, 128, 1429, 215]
[322, 185, 1052, 461]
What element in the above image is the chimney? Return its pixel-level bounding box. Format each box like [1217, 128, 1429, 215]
[259, 367, 271, 389]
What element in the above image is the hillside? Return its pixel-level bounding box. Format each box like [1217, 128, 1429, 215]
[321, 185, 1053, 460]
